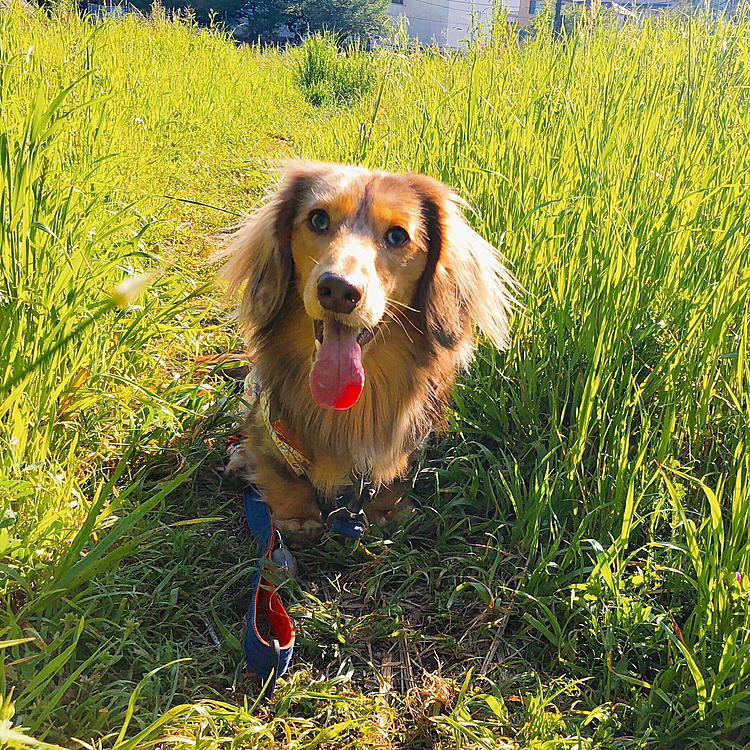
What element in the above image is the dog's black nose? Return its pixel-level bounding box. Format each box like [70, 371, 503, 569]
[317, 272, 362, 314]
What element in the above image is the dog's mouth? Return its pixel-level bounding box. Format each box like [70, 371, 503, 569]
[309, 319, 377, 411]
[313, 320, 376, 348]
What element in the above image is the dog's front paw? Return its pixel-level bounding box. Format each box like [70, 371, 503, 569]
[273, 514, 326, 540]
[367, 496, 418, 526]
[222, 441, 255, 481]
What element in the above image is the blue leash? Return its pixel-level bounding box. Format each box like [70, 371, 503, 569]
[242, 478, 372, 696]
[242, 488, 295, 698]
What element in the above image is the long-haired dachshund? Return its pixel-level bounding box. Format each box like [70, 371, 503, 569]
[220, 161, 518, 537]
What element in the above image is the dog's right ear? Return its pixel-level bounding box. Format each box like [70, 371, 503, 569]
[218, 166, 310, 339]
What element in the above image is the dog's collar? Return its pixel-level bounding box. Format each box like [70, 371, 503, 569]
[245, 367, 311, 478]
[244, 366, 357, 490]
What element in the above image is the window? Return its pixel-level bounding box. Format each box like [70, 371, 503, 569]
[391, 0, 404, 4]
[529, 0, 540, 12]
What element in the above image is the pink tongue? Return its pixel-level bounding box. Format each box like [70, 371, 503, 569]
[310, 321, 364, 410]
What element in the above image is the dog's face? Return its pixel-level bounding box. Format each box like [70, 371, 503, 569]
[221, 161, 517, 411]
[288, 165, 434, 409]
[291, 164, 427, 337]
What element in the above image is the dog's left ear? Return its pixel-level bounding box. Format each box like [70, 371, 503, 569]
[217, 163, 310, 340]
[413, 177, 518, 353]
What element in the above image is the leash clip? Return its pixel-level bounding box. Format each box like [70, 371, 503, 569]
[328, 475, 373, 540]
[270, 530, 298, 578]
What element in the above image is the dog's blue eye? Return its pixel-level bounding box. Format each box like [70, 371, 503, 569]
[385, 226, 408, 247]
[309, 210, 330, 232]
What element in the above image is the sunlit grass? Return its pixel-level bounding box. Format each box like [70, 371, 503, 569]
[2, 4, 750, 748]
[291, 32, 377, 106]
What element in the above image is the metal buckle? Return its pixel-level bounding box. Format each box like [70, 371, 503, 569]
[270, 530, 298, 578]
[327, 475, 373, 539]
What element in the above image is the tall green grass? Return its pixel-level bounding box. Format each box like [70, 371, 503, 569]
[0, 6, 251, 743]
[2, 4, 750, 748]
[325, 17, 750, 742]
[292, 32, 377, 106]
[345, 19, 750, 741]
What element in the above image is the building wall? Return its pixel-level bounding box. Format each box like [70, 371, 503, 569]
[386, 0, 450, 46]
[386, 0, 525, 48]
[445, 0, 496, 47]
[511, 0, 532, 27]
